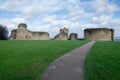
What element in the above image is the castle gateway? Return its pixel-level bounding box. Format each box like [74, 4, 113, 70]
[9, 23, 49, 40]
[84, 28, 114, 41]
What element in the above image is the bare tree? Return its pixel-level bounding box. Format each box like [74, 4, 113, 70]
[0, 24, 8, 40]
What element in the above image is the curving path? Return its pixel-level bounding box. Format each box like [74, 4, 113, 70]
[41, 41, 95, 80]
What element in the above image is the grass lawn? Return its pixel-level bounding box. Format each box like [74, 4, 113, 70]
[0, 40, 87, 80]
[85, 41, 120, 80]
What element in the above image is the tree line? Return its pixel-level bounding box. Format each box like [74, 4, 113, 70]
[0, 24, 8, 40]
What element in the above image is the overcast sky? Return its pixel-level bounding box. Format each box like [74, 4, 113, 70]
[0, 0, 120, 38]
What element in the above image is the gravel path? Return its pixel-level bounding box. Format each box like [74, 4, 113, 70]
[41, 41, 95, 80]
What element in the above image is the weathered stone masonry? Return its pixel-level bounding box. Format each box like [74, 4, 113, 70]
[84, 28, 114, 41]
[9, 23, 49, 40]
[69, 33, 78, 40]
[9, 23, 115, 41]
[54, 27, 69, 40]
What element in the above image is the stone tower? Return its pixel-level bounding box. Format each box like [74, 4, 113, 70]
[84, 28, 114, 41]
[16, 23, 28, 40]
[9, 23, 49, 40]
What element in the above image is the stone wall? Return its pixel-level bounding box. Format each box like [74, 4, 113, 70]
[9, 23, 49, 40]
[69, 33, 78, 40]
[9, 29, 17, 40]
[9, 23, 115, 41]
[54, 27, 69, 40]
[84, 28, 114, 41]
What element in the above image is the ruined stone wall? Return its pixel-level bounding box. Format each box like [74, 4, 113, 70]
[31, 32, 49, 40]
[69, 33, 78, 40]
[84, 28, 114, 41]
[16, 24, 28, 40]
[54, 27, 69, 40]
[60, 27, 69, 34]
[54, 33, 68, 40]
[9, 23, 114, 41]
[9, 29, 17, 40]
[9, 23, 49, 40]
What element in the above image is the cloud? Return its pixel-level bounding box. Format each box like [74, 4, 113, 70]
[66, 5, 93, 21]
[91, 15, 120, 28]
[0, 0, 27, 11]
[91, 15, 120, 37]
[0, 0, 64, 19]
[11, 18, 26, 23]
[0, 17, 26, 32]
[41, 14, 99, 38]
[0, 0, 120, 38]
[41, 15, 79, 29]
[91, 0, 119, 15]
[0, 0, 93, 20]
[91, 15, 112, 24]
[103, 18, 120, 28]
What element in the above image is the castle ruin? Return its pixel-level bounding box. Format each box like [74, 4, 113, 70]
[54, 27, 69, 40]
[84, 28, 114, 41]
[9, 23, 115, 41]
[9, 23, 49, 40]
[69, 33, 78, 40]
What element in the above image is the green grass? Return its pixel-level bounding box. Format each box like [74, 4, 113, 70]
[85, 41, 120, 80]
[0, 40, 87, 80]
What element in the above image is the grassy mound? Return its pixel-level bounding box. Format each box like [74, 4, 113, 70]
[85, 41, 120, 80]
[0, 40, 87, 80]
